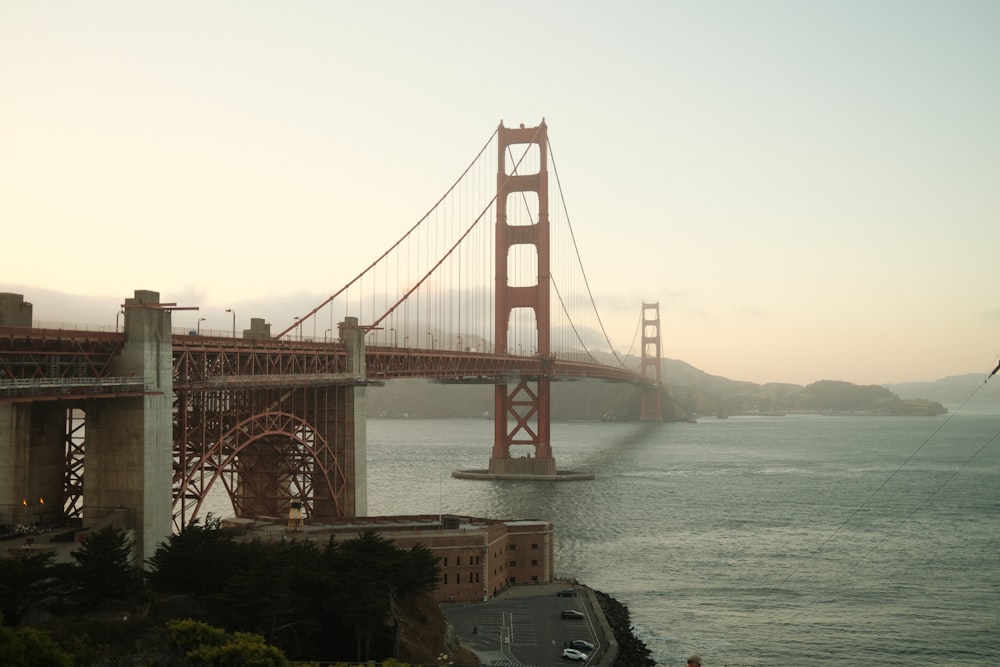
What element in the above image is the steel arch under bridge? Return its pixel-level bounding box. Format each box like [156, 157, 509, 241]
[171, 337, 360, 531]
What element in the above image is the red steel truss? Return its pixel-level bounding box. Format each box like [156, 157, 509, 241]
[2, 324, 656, 528]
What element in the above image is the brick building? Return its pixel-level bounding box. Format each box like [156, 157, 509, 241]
[222, 513, 555, 603]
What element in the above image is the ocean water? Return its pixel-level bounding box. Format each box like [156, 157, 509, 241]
[363, 412, 1000, 667]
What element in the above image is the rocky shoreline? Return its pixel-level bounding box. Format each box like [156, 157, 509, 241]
[593, 589, 657, 667]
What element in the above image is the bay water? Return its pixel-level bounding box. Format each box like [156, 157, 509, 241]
[365, 412, 1000, 666]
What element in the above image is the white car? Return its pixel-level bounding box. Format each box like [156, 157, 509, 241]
[562, 647, 588, 661]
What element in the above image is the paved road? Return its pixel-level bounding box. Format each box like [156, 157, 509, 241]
[442, 583, 615, 667]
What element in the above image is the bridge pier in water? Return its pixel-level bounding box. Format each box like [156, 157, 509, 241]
[489, 378, 556, 476]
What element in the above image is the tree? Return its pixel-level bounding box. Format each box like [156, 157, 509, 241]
[212, 539, 326, 657]
[167, 618, 292, 667]
[0, 622, 72, 667]
[330, 531, 440, 661]
[0, 551, 57, 626]
[146, 514, 248, 596]
[151, 525, 441, 663]
[65, 524, 144, 608]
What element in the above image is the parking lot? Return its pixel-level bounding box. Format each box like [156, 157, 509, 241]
[442, 583, 615, 667]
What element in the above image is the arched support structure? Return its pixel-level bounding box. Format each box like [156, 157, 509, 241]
[172, 408, 348, 530]
[172, 316, 367, 530]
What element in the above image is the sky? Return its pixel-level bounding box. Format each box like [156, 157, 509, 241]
[2, 1, 999, 387]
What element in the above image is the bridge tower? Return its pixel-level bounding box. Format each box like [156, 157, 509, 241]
[639, 302, 664, 422]
[490, 121, 555, 476]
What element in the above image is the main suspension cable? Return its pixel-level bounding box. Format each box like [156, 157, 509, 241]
[548, 135, 629, 368]
[276, 125, 501, 339]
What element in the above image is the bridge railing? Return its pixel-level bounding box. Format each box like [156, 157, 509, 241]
[27, 320, 246, 338]
[0, 376, 150, 398]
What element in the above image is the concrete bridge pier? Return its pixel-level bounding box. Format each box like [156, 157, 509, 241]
[312, 316, 367, 518]
[84, 290, 173, 565]
[0, 294, 66, 527]
[0, 404, 67, 527]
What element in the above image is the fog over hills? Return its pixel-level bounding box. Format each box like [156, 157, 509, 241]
[0, 285, 334, 336]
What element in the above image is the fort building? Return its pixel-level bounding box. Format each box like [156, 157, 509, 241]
[220, 513, 555, 603]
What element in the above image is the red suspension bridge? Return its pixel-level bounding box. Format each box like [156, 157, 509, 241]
[0, 120, 663, 563]
[276, 120, 665, 466]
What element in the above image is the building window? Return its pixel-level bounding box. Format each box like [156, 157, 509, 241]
[509, 544, 517, 550]
[457, 556, 461, 566]
[457, 572, 461, 584]
[531, 543, 538, 549]
[443, 557, 448, 567]
[531, 559, 538, 566]
[510, 561, 516, 567]
[444, 573, 448, 585]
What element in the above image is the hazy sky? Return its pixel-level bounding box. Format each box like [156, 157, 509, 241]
[3, 1, 998, 386]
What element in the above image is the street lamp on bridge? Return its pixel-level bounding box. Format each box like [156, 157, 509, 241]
[427, 331, 435, 349]
[324, 328, 332, 342]
[197, 317, 207, 335]
[225, 308, 235, 338]
[390, 327, 396, 347]
[115, 309, 124, 333]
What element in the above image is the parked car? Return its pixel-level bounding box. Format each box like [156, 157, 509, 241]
[562, 648, 588, 661]
[570, 639, 595, 652]
[557, 588, 578, 597]
[561, 609, 585, 619]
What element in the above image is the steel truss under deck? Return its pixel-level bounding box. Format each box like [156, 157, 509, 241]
[171, 339, 358, 529]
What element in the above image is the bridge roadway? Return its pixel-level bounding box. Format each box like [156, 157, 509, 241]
[0, 327, 652, 399]
[443, 582, 617, 667]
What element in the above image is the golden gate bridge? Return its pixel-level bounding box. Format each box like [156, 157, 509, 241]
[0, 120, 663, 564]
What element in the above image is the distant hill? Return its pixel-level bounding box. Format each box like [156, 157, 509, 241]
[366, 357, 952, 421]
[885, 373, 1000, 411]
[659, 359, 947, 418]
